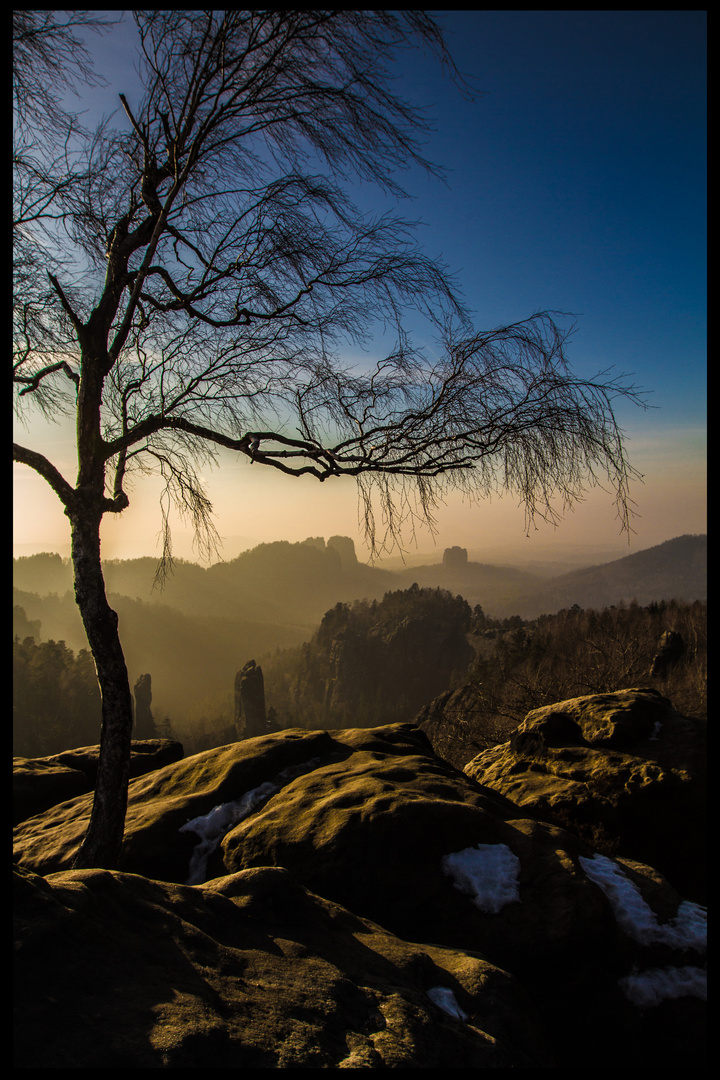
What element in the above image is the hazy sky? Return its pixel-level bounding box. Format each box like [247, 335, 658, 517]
[13, 10, 706, 567]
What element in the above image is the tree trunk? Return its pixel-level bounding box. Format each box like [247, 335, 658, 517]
[69, 506, 133, 869]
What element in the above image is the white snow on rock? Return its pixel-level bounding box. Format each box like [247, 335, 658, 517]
[427, 986, 469, 1020]
[179, 756, 323, 885]
[180, 781, 279, 885]
[619, 964, 707, 1008]
[579, 853, 707, 950]
[579, 853, 707, 1009]
[441, 843, 521, 914]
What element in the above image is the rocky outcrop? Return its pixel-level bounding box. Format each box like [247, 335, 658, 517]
[13, 739, 184, 824]
[327, 534, 358, 567]
[296, 610, 475, 728]
[14, 863, 544, 1068]
[12, 757, 91, 825]
[234, 659, 267, 739]
[443, 545, 468, 571]
[649, 629, 684, 677]
[415, 682, 518, 769]
[133, 673, 154, 738]
[464, 688, 706, 903]
[14, 713, 706, 1068]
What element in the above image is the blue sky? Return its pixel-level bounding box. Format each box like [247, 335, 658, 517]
[13, 10, 706, 566]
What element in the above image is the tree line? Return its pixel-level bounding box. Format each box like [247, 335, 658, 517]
[467, 598, 707, 728]
[14, 634, 101, 758]
[14, 593, 706, 760]
[13, 612, 177, 759]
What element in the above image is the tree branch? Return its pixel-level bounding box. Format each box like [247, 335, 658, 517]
[13, 442, 76, 509]
[15, 359, 80, 397]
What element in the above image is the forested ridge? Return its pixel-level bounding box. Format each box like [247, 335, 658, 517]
[13, 533, 706, 756]
[15, 583, 706, 758]
[12, 533, 706, 626]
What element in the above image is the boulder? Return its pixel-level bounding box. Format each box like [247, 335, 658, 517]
[464, 689, 706, 903]
[14, 719, 706, 1068]
[13, 728, 336, 882]
[51, 738, 184, 784]
[14, 863, 546, 1069]
[12, 757, 91, 825]
[13, 739, 184, 824]
[415, 682, 518, 769]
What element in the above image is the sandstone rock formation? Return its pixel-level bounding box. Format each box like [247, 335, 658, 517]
[294, 608, 475, 727]
[464, 688, 706, 903]
[14, 863, 544, 1068]
[649, 629, 684, 677]
[415, 682, 518, 770]
[133, 672, 154, 738]
[14, 709, 706, 1068]
[442, 545, 469, 571]
[12, 757, 91, 826]
[327, 534, 358, 567]
[13, 739, 184, 824]
[234, 659, 267, 739]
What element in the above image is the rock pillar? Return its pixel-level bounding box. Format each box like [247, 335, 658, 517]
[443, 546, 468, 571]
[234, 659, 267, 739]
[133, 674, 155, 739]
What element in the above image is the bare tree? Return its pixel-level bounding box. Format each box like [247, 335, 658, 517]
[13, 11, 645, 869]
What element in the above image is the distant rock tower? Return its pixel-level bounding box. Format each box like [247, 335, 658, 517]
[443, 546, 468, 572]
[234, 659, 267, 740]
[133, 673, 155, 739]
[327, 535, 358, 568]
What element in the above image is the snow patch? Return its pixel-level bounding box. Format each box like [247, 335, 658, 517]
[427, 986, 469, 1020]
[579, 854, 707, 951]
[180, 781, 279, 885]
[442, 843, 521, 914]
[619, 964, 707, 1008]
[180, 756, 322, 885]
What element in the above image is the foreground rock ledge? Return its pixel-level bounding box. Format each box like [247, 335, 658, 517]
[463, 688, 706, 903]
[14, 711, 706, 1069]
[13, 863, 545, 1069]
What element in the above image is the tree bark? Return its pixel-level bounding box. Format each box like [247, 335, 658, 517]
[69, 504, 133, 869]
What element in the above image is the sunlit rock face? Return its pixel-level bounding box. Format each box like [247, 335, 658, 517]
[464, 688, 707, 904]
[12, 739, 183, 825]
[14, 703, 706, 1069]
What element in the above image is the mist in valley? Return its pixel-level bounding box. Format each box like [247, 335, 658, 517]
[13, 533, 706, 759]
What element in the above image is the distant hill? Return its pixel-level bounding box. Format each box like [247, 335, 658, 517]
[393, 560, 542, 617]
[13, 534, 706, 722]
[513, 534, 706, 618]
[387, 535, 706, 619]
[12, 539, 397, 630]
[13, 533, 706, 626]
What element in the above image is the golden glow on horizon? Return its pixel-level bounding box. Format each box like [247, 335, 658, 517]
[14, 432, 707, 565]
